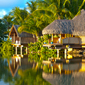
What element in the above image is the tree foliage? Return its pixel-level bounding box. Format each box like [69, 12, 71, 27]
[0, 40, 14, 59]
[15, 68, 51, 85]
[1, 0, 85, 38]
[9, 7, 29, 25]
[0, 19, 8, 42]
[17, 0, 85, 37]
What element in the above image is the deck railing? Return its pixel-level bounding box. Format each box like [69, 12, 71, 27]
[63, 37, 81, 44]
[12, 40, 20, 45]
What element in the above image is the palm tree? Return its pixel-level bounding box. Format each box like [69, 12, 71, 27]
[9, 7, 29, 25]
[36, 0, 72, 19]
[65, 0, 85, 18]
[18, 1, 51, 39]
[26, 1, 37, 13]
[36, 0, 85, 19]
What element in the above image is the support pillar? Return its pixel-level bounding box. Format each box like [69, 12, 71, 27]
[19, 58, 21, 66]
[15, 46, 17, 55]
[51, 34, 53, 42]
[26, 47, 28, 54]
[14, 58, 15, 69]
[64, 49, 67, 59]
[58, 64, 61, 74]
[59, 34, 61, 43]
[51, 64, 53, 74]
[20, 46, 23, 56]
[57, 49, 60, 59]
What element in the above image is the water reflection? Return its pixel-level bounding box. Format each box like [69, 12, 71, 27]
[42, 53, 85, 85]
[42, 72, 85, 85]
[0, 57, 13, 85]
[1, 52, 85, 85]
[0, 54, 51, 85]
[9, 54, 21, 77]
[8, 54, 36, 77]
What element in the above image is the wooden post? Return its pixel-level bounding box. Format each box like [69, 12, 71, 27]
[51, 34, 53, 42]
[59, 34, 61, 43]
[57, 49, 59, 59]
[15, 46, 17, 55]
[64, 49, 67, 59]
[19, 58, 21, 66]
[26, 47, 28, 54]
[58, 64, 61, 74]
[14, 58, 15, 69]
[51, 64, 53, 74]
[20, 46, 22, 56]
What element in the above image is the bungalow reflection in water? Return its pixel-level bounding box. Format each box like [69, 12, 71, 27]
[42, 62, 85, 85]
[8, 55, 21, 77]
[43, 53, 85, 74]
[8, 55, 36, 77]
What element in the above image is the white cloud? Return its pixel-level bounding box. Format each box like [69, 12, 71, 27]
[0, 10, 7, 18]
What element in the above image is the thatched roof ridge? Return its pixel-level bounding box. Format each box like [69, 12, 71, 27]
[13, 25, 33, 37]
[42, 20, 74, 34]
[42, 9, 85, 36]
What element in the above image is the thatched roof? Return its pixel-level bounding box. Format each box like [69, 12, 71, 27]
[42, 9, 85, 36]
[9, 25, 33, 37]
[72, 9, 85, 36]
[42, 20, 74, 34]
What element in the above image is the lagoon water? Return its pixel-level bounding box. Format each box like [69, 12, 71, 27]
[0, 55, 51, 85]
[0, 54, 85, 85]
[43, 72, 85, 85]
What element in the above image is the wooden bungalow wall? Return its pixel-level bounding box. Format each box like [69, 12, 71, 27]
[21, 37, 37, 44]
[12, 35, 20, 43]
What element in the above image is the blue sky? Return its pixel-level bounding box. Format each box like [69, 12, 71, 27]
[0, 0, 29, 18]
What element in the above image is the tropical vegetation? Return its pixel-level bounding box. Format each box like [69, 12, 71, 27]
[0, 0, 85, 84]
[0, 0, 85, 67]
[0, 0, 85, 41]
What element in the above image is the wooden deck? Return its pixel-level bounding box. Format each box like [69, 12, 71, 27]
[43, 43, 63, 47]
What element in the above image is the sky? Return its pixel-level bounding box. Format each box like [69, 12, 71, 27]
[0, 80, 9, 85]
[0, 0, 29, 18]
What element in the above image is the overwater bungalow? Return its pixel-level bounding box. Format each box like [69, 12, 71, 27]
[9, 25, 37, 47]
[42, 9, 85, 50]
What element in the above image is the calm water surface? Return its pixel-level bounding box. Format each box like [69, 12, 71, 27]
[0, 55, 50, 85]
[0, 54, 85, 85]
